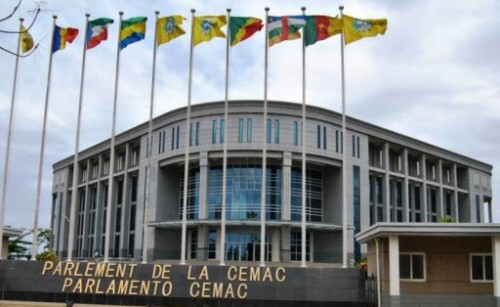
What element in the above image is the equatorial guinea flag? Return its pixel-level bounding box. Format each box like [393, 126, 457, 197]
[87, 17, 114, 49]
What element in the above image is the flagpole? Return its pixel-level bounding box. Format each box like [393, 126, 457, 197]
[300, 6, 307, 268]
[339, 5, 348, 268]
[260, 7, 270, 267]
[142, 11, 160, 264]
[31, 15, 57, 260]
[220, 8, 231, 266]
[103, 11, 123, 262]
[0, 18, 23, 259]
[67, 14, 90, 261]
[180, 9, 196, 265]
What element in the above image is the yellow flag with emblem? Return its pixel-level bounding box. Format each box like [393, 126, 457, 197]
[21, 25, 35, 53]
[193, 15, 227, 46]
[343, 15, 387, 45]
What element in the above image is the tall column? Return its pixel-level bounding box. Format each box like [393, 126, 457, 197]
[420, 154, 427, 222]
[384, 143, 391, 222]
[452, 163, 459, 221]
[438, 159, 444, 219]
[389, 235, 400, 306]
[403, 149, 410, 222]
[492, 236, 500, 305]
[199, 152, 208, 219]
[282, 152, 292, 221]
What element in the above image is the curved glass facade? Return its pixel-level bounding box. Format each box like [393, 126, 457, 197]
[291, 168, 323, 222]
[208, 165, 282, 220]
[179, 168, 200, 220]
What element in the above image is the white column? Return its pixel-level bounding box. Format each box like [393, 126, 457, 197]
[420, 154, 427, 222]
[389, 235, 400, 296]
[403, 149, 410, 222]
[493, 236, 500, 298]
[384, 142, 391, 222]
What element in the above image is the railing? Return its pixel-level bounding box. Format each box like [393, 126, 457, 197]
[365, 273, 378, 307]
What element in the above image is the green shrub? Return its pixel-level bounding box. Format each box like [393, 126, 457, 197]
[36, 250, 60, 261]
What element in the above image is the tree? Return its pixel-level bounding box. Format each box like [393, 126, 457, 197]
[0, 0, 43, 57]
[8, 227, 53, 259]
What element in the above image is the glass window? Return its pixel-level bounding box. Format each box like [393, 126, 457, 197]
[238, 118, 244, 143]
[247, 118, 252, 143]
[323, 126, 327, 149]
[208, 164, 282, 221]
[471, 254, 493, 282]
[290, 231, 310, 262]
[291, 168, 322, 222]
[335, 130, 339, 153]
[171, 127, 175, 150]
[267, 119, 272, 144]
[176, 126, 180, 149]
[212, 120, 217, 144]
[357, 136, 360, 158]
[293, 121, 299, 146]
[195, 122, 200, 146]
[275, 119, 280, 144]
[317, 125, 321, 149]
[400, 253, 425, 281]
[220, 119, 225, 144]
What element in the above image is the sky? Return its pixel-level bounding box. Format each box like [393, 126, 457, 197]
[0, 0, 499, 233]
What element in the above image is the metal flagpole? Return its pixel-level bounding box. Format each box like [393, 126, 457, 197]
[180, 9, 196, 265]
[67, 14, 90, 261]
[220, 8, 231, 266]
[142, 11, 160, 264]
[339, 6, 349, 268]
[0, 18, 24, 259]
[31, 15, 57, 260]
[260, 7, 270, 267]
[104, 11, 123, 262]
[300, 7, 307, 268]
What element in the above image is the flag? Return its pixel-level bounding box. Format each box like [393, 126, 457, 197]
[52, 25, 79, 53]
[120, 16, 147, 49]
[193, 15, 227, 46]
[304, 16, 342, 46]
[87, 18, 114, 49]
[157, 15, 185, 46]
[21, 25, 34, 53]
[267, 16, 306, 47]
[229, 16, 263, 46]
[343, 15, 387, 45]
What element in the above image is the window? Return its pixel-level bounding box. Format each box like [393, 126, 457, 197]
[171, 127, 176, 150]
[476, 195, 481, 223]
[220, 119, 225, 144]
[103, 160, 110, 176]
[190, 122, 200, 146]
[352, 135, 360, 158]
[81, 167, 88, 182]
[158, 131, 166, 153]
[212, 120, 217, 144]
[317, 125, 321, 148]
[400, 253, 425, 281]
[470, 254, 493, 282]
[212, 120, 225, 144]
[116, 154, 124, 171]
[338, 131, 343, 153]
[293, 121, 299, 146]
[267, 119, 272, 144]
[131, 148, 139, 166]
[238, 119, 244, 143]
[239, 118, 253, 143]
[247, 118, 252, 143]
[275, 119, 280, 144]
[92, 164, 98, 179]
[176, 126, 180, 149]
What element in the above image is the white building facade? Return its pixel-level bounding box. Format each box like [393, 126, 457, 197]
[50, 100, 493, 264]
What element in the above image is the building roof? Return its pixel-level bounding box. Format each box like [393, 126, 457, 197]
[3, 226, 23, 238]
[356, 222, 500, 243]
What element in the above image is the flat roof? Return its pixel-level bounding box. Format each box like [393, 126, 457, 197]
[356, 222, 500, 244]
[3, 226, 23, 238]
